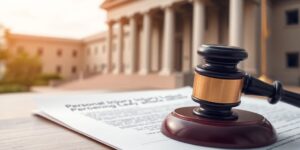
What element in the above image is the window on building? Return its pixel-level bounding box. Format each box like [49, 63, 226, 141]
[72, 49, 77, 58]
[286, 52, 299, 68]
[86, 48, 90, 55]
[112, 63, 115, 70]
[99, 65, 103, 71]
[101, 64, 105, 70]
[94, 46, 98, 54]
[71, 66, 77, 74]
[94, 65, 97, 72]
[57, 49, 63, 57]
[286, 9, 299, 25]
[37, 47, 43, 56]
[113, 43, 116, 52]
[102, 45, 105, 53]
[56, 65, 62, 74]
[86, 65, 89, 72]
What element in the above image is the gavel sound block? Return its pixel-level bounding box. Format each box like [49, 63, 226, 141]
[161, 45, 300, 148]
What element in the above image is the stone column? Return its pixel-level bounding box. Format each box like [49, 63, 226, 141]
[229, 0, 244, 47]
[125, 16, 137, 75]
[192, 0, 205, 68]
[113, 20, 124, 74]
[104, 21, 113, 73]
[229, 0, 244, 68]
[160, 6, 175, 75]
[139, 12, 152, 75]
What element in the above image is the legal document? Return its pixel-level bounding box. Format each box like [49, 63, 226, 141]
[34, 87, 300, 150]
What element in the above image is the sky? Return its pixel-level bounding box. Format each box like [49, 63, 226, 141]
[0, 0, 107, 39]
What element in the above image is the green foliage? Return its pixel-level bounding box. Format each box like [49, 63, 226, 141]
[38, 73, 62, 81]
[0, 84, 28, 93]
[0, 50, 62, 93]
[34, 73, 62, 86]
[0, 49, 9, 60]
[3, 51, 42, 89]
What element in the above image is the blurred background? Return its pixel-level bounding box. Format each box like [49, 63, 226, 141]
[0, 0, 299, 94]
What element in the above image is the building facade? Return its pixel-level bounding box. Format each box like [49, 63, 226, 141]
[0, 24, 7, 79]
[2, 0, 300, 86]
[6, 33, 110, 79]
[100, 0, 300, 85]
[8, 34, 85, 78]
[0, 24, 7, 49]
[82, 32, 107, 74]
[101, 0, 260, 77]
[269, 0, 300, 85]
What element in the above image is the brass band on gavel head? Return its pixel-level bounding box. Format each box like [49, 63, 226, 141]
[192, 73, 244, 104]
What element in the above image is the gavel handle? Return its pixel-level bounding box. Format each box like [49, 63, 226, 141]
[243, 75, 300, 107]
[281, 90, 300, 107]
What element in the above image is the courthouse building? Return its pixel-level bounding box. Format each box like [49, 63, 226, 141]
[99, 0, 300, 85]
[2, 0, 300, 86]
[100, 0, 260, 77]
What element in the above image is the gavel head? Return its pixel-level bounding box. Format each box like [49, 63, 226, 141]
[192, 44, 248, 120]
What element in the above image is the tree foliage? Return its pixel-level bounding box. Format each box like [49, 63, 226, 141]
[0, 49, 9, 60]
[3, 51, 42, 89]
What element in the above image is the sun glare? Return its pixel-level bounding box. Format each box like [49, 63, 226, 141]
[0, 0, 107, 38]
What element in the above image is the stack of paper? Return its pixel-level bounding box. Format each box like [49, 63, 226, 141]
[34, 87, 300, 150]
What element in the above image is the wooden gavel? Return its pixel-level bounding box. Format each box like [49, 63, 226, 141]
[161, 44, 300, 148]
[192, 44, 300, 120]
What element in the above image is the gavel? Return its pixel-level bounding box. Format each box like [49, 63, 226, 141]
[161, 44, 300, 149]
[192, 44, 300, 120]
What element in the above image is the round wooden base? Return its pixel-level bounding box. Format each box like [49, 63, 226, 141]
[161, 107, 277, 148]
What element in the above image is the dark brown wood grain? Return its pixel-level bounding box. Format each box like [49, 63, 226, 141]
[161, 106, 277, 149]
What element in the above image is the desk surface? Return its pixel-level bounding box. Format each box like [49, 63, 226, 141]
[0, 116, 112, 150]
[1, 86, 300, 150]
[0, 92, 114, 150]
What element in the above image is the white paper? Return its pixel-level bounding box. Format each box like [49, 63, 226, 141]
[34, 87, 300, 150]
